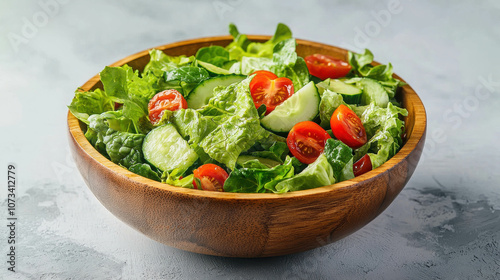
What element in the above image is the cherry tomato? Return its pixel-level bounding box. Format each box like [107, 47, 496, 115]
[192, 164, 229, 192]
[287, 121, 331, 164]
[353, 154, 372, 177]
[148, 89, 187, 124]
[249, 72, 294, 115]
[251, 70, 278, 80]
[330, 104, 367, 149]
[305, 54, 352, 80]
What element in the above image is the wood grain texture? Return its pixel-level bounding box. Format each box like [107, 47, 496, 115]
[67, 36, 426, 258]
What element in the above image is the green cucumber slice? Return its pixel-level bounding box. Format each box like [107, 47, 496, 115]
[143, 124, 198, 173]
[187, 74, 246, 109]
[328, 79, 362, 104]
[260, 81, 320, 133]
[357, 78, 389, 107]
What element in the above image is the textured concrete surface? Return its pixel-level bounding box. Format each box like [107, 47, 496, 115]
[1, 0, 499, 279]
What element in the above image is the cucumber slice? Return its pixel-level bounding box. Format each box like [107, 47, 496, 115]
[357, 78, 389, 107]
[187, 74, 246, 109]
[261, 81, 320, 133]
[143, 124, 198, 173]
[328, 79, 362, 104]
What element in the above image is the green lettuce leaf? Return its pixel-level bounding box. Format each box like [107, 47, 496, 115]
[162, 169, 195, 188]
[323, 138, 354, 182]
[248, 141, 289, 163]
[169, 77, 267, 170]
[100, 65, 159, 134]
[354, 103, 408, 168]
[226, 23, 292, 60]
[237, 38, 310, 90]
[143, 49, 193, 77]
[274, 154, 335, 193]
[348, 49, 405, 98]
[224, 156, 295, 193]
[317, 87, 345, 128]
[68, 88, 114, 124]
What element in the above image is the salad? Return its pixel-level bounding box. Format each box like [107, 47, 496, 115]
[68, 23, 408, 193]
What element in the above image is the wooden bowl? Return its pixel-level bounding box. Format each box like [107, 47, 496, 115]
[67, 36, 426, 258]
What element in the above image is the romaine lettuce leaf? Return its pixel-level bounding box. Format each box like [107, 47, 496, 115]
[68, 88, 114, 124]
[143, 49, 193, 77]
[317, 88, 345, 128]
[274, 154, 335, 193]
[162, 169, 195, 188]
[354, 103, 408, 168]
[224, 156, 294, 193]
[169, 78, 267, 170]
[248, 141, 289, 163]
[226, 23, 292, 60]
[237, 38, 310, 90]
[348, 49, 405, 98]
[100, 65, 159, 134]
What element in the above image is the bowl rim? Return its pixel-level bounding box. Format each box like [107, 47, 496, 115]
[67, 35, 426, 201]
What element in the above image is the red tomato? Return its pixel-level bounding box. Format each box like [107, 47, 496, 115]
[353, 154, 372, 177]
[148, 89, 187, 124]
[330, 104, 367, 149]
[305, 54, 352, 80]
[249, 72, 294, 115]
[192, 164, 229, 192]
[287, 121, 331, 164]
[251, 70, 278, 80]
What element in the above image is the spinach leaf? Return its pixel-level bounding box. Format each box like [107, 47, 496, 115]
[129, 163, 161, 182]
[323, 138, 354, 182]
[195, 46, 230, 67]
[164, 66, 210, 95]
[88, 113, 145, 168]
[224, 156, 294, 193]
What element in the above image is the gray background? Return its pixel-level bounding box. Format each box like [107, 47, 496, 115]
[1, 0, 500, 279]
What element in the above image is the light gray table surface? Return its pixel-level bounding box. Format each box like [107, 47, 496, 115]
[1, 0, 499, 279]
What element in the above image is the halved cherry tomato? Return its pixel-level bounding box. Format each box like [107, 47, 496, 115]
[114, 102, 123, 110]
[148, 89, 187, 124]
[305, 54, 352, 80]
[249, 71, 294, 115]
[287, 121, 331, 164]
[330, 104, 367, 149]
[192, 164, 229, 192]
[251, 70, 278, 80]
[353, 154, 372, 177]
